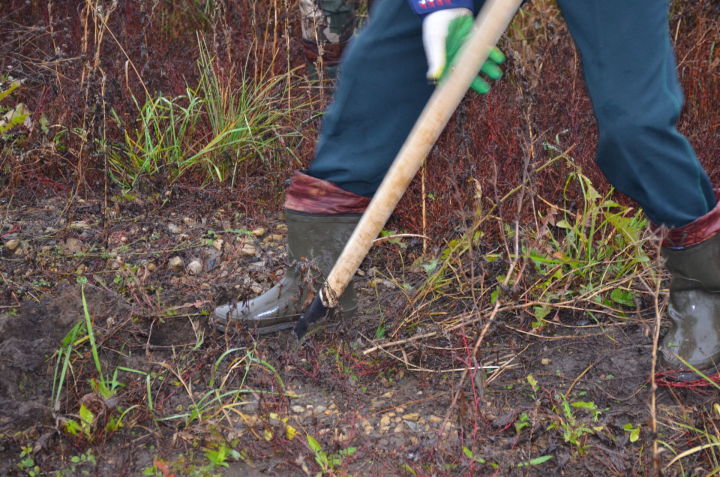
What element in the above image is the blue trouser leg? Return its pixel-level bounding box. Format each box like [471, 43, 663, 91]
[308, 0, 714, 227]
[557, 0, 714, 227]
[306, 0, 437, 198]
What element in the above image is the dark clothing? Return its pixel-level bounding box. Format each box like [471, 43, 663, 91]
[306, 0, 714, 227]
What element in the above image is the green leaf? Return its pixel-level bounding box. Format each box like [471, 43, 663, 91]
[462, 446, 473, 459]
[401, 464, 417, 475]
[527, 374, 539, 393]
[306, 434, 323, 454]
[572, 400, 601, 420]
[0, 80, 21, 102]
[571, 401, 597, 411]
[484, 253, 500, 262]
[533, 306, 551, 320]
[79, 403, 95, 426]
[610, 288, 635, 307]
[341, 447, 357, 457]
[623, 423, 640, 443]
[490, 287, 500, 305]
[421, 259, 439, 275]
[0, 103, 30, 134]
[65, 419, 81, 436]
[462, 446, 486, 463]
[519, 455, 553, 467]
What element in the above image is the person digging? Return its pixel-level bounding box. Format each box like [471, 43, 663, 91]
[215, 0, 720, 379]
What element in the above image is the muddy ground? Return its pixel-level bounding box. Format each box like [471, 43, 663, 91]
[0, 191, 716, 477]
[2, 1, 719, 475]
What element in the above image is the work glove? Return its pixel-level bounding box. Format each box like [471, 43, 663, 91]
[422, 8, 505, 94]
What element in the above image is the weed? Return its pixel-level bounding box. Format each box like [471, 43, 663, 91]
[193, 36, 310, 184]
[462, 446, 499, 469]
[64, 403, 96, 440]
[158, 347, 287, 426]
[408, 164, 654, 345]
[515, 412, 531, 435]
[204, 442, 241, 469]
[0, 78, 30, 135]
[547, 394, 603, 454]
[522, 169, 650, 322]
[108, 36, 312, 189]
[517, 455, 553, 467]
[527, 374, 540, 400]
[16, 445, 40, 477]
[306, 433, 357, 476]
[54, 451, 97, 477]
[107, 88, 203, 188]
[623, 423, 641, 443]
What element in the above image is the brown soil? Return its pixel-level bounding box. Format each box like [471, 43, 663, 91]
[0, 191, 717, 476]
[1, 0, 719, 475]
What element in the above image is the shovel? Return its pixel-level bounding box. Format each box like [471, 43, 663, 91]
[294, 0, 525, 339]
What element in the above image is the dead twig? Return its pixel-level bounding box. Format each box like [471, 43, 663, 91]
[649, 234, 664, 476]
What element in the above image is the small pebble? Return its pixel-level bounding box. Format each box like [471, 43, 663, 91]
[240, 244, 257, 256]
[186, 260, 202, 275]
[64, 238, 84, 254]
[168, 256, 184, 270]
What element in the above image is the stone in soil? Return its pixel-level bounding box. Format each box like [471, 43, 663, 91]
[168, 256, 184, 270]
[63, 237, 85, 254]
[187, 260, 203, 275]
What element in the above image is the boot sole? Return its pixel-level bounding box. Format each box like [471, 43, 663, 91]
[215, 307, 357, 336]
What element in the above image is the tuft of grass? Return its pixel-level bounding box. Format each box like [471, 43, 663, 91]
[661, 408, 720, 475]
[519, 167, 651, 326]
[52, 281, 122, 411]
[405, 155, 654, 335]
[156, 346, 288, 427]
[107, 88, 203, 188]
[192, 35, 311, 185]
[107, 37, 313, 190]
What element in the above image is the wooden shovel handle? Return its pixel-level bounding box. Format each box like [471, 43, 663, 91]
[322, 0, 524, 307]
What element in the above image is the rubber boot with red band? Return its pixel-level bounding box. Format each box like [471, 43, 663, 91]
[660, 196, 720, 378]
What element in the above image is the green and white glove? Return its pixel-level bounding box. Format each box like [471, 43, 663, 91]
[422, 8, 505, 94]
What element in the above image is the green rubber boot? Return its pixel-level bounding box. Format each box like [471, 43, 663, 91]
[661, 232, 720, 372]
[214, 211, 360, 334]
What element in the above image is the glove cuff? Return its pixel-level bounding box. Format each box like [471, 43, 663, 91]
[407, 0, 474, 16]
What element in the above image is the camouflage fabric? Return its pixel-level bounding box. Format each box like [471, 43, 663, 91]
[299, 0, 362, 65]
